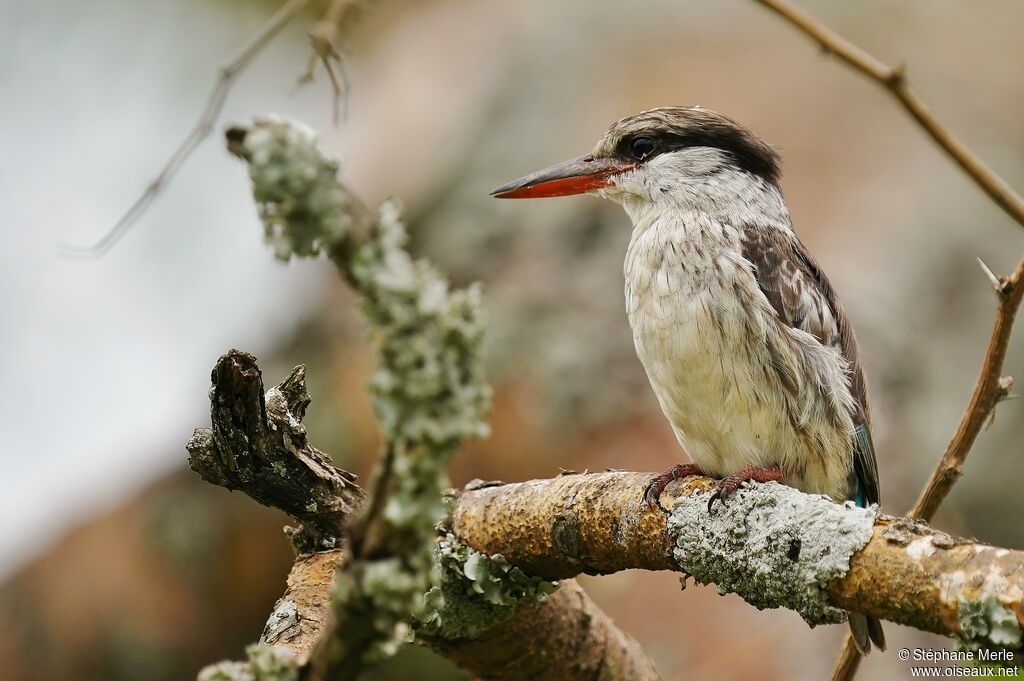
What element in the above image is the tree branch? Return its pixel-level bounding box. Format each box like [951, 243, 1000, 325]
[750, 2, 1024, 676]
[187, 349, 363, 553]
[187, 347, 1023, 678]
[453, 472, 1024, 650]
[188, 352, 661, 681]
[430, 579, 661, 681]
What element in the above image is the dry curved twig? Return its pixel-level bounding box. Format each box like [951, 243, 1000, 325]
[754, 0, 1024, 230]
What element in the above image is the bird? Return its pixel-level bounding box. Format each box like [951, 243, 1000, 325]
[491, 106, 885, 654]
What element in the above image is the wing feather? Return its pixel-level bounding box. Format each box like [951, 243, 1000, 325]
[740, 224, 880, 506]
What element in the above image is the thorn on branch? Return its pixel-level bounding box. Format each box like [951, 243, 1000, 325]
[976, 257, 1002, 292]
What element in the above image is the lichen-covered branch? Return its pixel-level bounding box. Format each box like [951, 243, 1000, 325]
[186, 346, 1023, 678]
[431, 578, 662, 681]
[453, 472, 1024, 650]
[187, 351, 660, 681]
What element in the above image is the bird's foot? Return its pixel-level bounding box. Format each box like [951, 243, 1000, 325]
[707, 465, 784, 512]
[644, 463, 706, 512]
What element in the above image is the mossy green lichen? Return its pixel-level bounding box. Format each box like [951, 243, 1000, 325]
[229, 117, 493, 673]
[329, 197, 492, 664]
[419, 533, 559, 640]
[227, 116, 361, 261]
[198, 644, 297, 681]
[958, 595, 1023, 649]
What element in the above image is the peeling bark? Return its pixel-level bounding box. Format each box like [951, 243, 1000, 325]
[186, 350, 363, 553]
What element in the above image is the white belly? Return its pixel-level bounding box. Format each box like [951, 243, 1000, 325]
[624, 216, 854, 500]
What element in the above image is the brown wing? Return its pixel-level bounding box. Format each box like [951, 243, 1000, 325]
[740, 224, 880, 506]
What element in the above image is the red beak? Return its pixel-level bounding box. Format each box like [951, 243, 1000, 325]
[491, 154, 635, 199]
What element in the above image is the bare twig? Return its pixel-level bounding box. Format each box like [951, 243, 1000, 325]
[454, 472, 1024, 649]
[909, 258, 1023, 520]
[753, 0, 1024, 231]
[60, 0, 311, 257]
[750, 2, 1024, 678]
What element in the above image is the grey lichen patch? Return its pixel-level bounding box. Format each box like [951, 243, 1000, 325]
[667, 481, 876, 626]
[882, 516, 963, 550]
[226, 116, 364, 261]
[958, 596, 1023, 648]
[419, 534, 559, 640]
[262, 601, 300, 645]
[198, 644, 298, 681]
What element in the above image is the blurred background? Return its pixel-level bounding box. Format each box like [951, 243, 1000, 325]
[2, 1, 1023, 679]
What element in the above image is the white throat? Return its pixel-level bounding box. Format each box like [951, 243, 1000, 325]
[610, 166, 791, 236]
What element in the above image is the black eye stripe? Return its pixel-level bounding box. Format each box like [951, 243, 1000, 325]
[615, 129, 780, 184]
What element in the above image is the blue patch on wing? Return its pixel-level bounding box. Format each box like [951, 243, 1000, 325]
[853, 423, 876, 508]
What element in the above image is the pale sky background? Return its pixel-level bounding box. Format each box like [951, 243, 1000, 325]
[0, 0, 518, 577]
[0, 0, 335, 575]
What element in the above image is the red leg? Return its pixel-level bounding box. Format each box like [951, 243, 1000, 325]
[707, 464, 784, 511]
[644, 463, 706, 511]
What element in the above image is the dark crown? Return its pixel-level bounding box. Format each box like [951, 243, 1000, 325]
[600, 107, 782, 185]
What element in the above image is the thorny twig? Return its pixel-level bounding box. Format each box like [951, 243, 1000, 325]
[750, 2, 1024, 679]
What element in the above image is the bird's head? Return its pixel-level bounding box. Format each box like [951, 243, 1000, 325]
[492, 107, 781, 215]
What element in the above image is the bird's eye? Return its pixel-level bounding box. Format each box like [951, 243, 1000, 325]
[630, 136, 656, 160]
